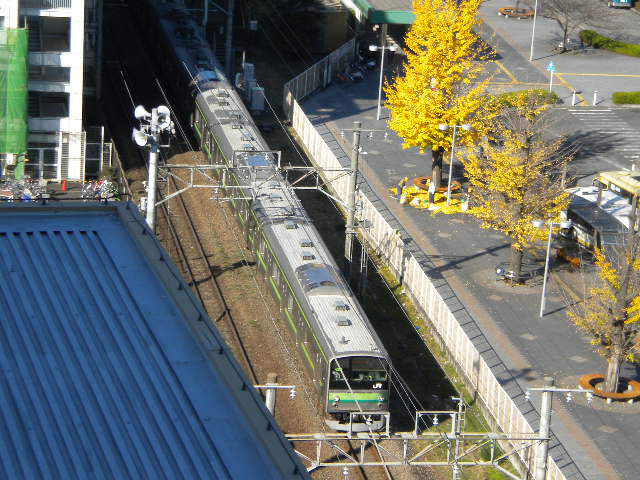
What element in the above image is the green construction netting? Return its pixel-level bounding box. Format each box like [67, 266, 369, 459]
[0, 28, 28, 155]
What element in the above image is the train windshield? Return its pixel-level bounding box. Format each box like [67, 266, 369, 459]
[329, 357, 389, 390]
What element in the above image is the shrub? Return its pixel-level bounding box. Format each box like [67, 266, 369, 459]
[580, 30, 640, 57]
[612, 91, 640, 105]
[496, 89, 559, 107]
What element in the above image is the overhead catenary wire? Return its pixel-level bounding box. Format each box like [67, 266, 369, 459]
[177, 61, 332, 423]
[110, 10, 347, 464]
[182, 60, 402, 478]
[180, 37, 470, 474]
[257, 24, 297, 77]
[261, 0, 316, 64]
[259, 12, 311, 67]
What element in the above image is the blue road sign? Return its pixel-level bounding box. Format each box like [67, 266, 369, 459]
[546, 61, 556, 73]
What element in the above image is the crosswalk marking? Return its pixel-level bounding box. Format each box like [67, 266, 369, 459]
[568, 108, 640, 171]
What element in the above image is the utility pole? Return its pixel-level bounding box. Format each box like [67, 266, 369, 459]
[344, 120, 361, 278]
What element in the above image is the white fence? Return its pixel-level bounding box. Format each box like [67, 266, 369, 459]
[287, 92, 579, 480]
[282, 38, 356, 120]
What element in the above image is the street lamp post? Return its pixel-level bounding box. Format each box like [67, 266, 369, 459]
[439, 123, 471, 205]
[529, 0, 539, 62]
[369, 43, 398, 121]
[532, 219, 572, 317]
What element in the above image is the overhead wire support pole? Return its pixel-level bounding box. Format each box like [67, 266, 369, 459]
[344, 120, 361, 278]
[526, 377, 595, 480]
[339, 124, 388, 290]
[225, 0, 235, 79]
[534, 376, 553, 480]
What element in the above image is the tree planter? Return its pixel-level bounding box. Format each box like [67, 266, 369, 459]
[579, 374, 640, 404]
[413, 175, 461, 193]
[498, 7, 534, 19]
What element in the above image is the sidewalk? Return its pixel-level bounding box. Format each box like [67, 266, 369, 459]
[296, 17, 640, 480]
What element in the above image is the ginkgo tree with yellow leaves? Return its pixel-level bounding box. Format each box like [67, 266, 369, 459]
[385, 0, 497, 188]
[462, 94, 574, 283]
[569, 223, 640, 393]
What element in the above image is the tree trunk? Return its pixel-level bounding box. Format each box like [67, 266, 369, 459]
[431, 147, 444, 189]
[510, 244, 523, 284]
[562, 25, 569, 52]
[604, 344, 622, 393]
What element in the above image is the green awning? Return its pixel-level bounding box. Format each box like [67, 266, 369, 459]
[349, 0, 416, 24]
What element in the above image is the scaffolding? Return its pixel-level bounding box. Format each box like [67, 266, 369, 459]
[0, 28, 28, 156]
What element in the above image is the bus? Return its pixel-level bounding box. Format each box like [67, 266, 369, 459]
[564, 185, 630, 252]
[593, 171, 640, 207]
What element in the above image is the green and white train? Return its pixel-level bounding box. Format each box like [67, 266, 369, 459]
[144, 2, 391, 432]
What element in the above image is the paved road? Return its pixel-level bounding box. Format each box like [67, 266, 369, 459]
[296, 8, 640, 480]
[480, 0, 640, 107]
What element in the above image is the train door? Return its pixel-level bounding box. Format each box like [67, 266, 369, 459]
[256, 234, 269, 282]
[246, 209, 257, 248]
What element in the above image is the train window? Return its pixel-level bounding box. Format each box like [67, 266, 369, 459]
[209, 136, 215, 160]
[287, 293, 294, 311]
[329, 357, 389, 390]
[329, 358, 351, 389]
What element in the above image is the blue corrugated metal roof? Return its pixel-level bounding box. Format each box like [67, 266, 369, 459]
[0, 202, 307, 480]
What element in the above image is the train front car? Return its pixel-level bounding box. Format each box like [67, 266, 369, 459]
[294, 263, 391, 432]
[327, 355, 390, 432]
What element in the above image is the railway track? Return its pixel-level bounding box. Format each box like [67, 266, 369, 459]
[102, 4, 259, 385]
[100, 4, 422, 480]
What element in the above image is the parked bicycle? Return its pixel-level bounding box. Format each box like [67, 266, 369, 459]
[0, 178, 45, 201]
[82, 178, 119, 200]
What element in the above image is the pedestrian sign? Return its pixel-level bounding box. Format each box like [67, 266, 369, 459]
[546, 61, 556, 73]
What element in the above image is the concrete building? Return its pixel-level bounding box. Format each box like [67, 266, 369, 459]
[0, 0, 105, 181]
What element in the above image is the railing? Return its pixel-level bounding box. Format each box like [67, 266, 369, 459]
[20, 0, 72, 8]
[286, 93, 581, 480]
[282, 38, 356, 121]
[109, 144, 132, 200]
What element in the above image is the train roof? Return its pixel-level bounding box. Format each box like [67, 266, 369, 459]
[0, 202, 307, 479]
[269, 217, 386, 356]
[144, 0, 388, 360]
